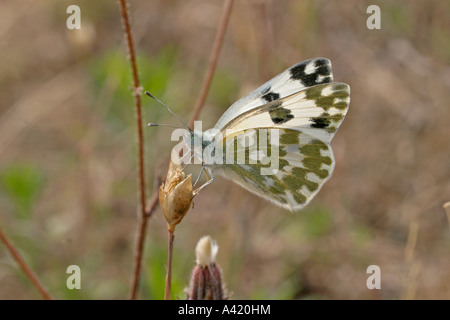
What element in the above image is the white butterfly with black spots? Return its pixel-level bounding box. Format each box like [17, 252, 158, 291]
[184, 58, 350, 211]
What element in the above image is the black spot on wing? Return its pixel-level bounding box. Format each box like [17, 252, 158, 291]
[310, 112, 331, 128]
[289, 58, 332, 87]
[268, 103, 294, 124]
[261, 87, 280, 102]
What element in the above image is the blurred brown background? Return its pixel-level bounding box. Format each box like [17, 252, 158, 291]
[0, 0, 449, 299]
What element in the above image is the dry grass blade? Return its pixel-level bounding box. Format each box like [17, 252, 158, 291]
[0, 224, 52, 300]
[188, 0, 235, 129]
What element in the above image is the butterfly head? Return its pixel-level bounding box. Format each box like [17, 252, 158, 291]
[182, 129, 216, 165]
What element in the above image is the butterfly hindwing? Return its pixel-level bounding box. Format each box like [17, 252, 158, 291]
[214, 58, 333, 130]
[213, 128, 335, 211]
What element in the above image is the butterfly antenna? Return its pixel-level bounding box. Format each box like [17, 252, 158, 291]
[145, 91, 192, 133]
[148, 123, 184, 129]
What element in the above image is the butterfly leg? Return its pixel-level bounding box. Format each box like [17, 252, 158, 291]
[193, 167, 214, 196]
[193, 165, 205, 187]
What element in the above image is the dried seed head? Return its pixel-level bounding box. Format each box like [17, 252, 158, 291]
[159, 156, 194, 232]
[186, 236, 229, 300]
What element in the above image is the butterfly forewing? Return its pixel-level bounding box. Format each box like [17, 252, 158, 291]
[217, 82, 350, 144]
[214, 58, 333, 130]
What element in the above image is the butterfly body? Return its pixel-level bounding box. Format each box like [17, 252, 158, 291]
[184, 58, 350, 211]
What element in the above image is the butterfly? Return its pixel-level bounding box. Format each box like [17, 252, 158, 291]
[156, 58, 350, 212]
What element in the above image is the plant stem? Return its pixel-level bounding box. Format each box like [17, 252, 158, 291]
[164, 230, 175, 300]
[0, 224, 52, 300]
[161, 1, 234, 300]
[188, 0, 235, 129]
[144, 0, 235, 218]
[118, 0, 148, 300]
[124, 0, 234, 300]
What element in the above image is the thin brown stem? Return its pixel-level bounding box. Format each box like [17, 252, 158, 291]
[118, 0, 148, 300]
[188, 0, 235, 128]
[145, 189, 159, 218]
[123, 0, 234, 299]
[0, 224, 52, 300]
[164, 230, 175, 300]
[143, 191, 160, 224]
[145, 0, 234, 218]
[161, 1, 234, 299]
[444, 202, 450, 231]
